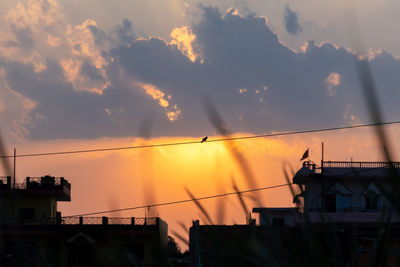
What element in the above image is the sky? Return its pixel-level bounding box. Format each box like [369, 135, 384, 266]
[1, 0, 400, 250]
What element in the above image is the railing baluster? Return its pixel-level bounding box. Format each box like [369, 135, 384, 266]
[58, 216, 157, 225]
[321, 161, 400, 169]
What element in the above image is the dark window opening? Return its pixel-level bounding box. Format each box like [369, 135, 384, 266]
[324, 194, 336, 212]
[365, 191, 379, 211]
[336, 194, 350, 212]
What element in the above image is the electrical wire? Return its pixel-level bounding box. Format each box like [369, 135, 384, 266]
[2, 120, 400, 158]
[64, 183, 293, 217]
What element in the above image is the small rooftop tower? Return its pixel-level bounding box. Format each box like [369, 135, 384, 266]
[0, 175, 71, 224]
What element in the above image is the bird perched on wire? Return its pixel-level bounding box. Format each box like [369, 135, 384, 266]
[201, 136, 208, 143]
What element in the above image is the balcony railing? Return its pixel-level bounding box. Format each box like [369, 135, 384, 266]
[0, 216, 159, 226]
[0, 175, 70, 190]
[308, 207, 390, 213]
[61, 216, 158, 225]
[323, 161, 400, 169]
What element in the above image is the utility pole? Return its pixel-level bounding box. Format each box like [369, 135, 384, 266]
[321, 142, 324, 212]
[13, 148, 16, 188]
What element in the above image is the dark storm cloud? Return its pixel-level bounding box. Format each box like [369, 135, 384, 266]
[284, 5, 302, 35]
[3, 6, 400, 140]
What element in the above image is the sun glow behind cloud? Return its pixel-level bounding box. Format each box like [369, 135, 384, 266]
[170, 26, 198, 62]
[7, 125, 400, 248]
[135, 82, 182, 122]
[63, 19, 110, 94]
[2, 0, 400, 249]
[14, 128, 399, 214]
[325, 72, 341, 96]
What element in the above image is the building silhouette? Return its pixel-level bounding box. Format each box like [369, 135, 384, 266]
[0, 175, 168, 266]
[255, 161, 400, 224]
[191, 160, 400, 266]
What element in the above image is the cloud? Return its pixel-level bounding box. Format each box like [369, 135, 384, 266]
[0, 67, 37, 140]
[136, 82, 182, 122]
[1, 0, 110, 94]
[2, 3, 400, 141]
[1, 0, 65, 70]
[283, 5, 302, 35]
[325, 72, 341, 96]
[63, 19, 110, 94]
[4, 0, 63, 28]
[238, 88, 247, 94]
[109, 19, 136, 46]
[47, 34, 62, 47]
[170, 26, 199, 62]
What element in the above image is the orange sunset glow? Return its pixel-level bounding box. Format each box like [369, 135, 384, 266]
[1, 0, 400, 264]
[7, 125, 400, 249]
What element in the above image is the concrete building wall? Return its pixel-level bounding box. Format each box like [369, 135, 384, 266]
[0, 224, 168, 266]
[0, 195, 57, 222]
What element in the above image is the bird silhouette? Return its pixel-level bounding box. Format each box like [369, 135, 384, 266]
[201, 136, 208, 143]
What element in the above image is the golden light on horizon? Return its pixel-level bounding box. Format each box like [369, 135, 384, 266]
[8, 126, 400, 249]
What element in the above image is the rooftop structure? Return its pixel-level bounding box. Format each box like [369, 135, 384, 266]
[253, 161, 400, 225]
[0, 175, 71, 200]
[293, 160, 400, 215]
[294, 161, 400, 183]
[0, 175, 169, 266]
[0, 175, 70, 225]
[250, 160, 400, 265]
[187, 159, 400, 266]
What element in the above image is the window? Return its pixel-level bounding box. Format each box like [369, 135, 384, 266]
[365, 191, 379, 211]
[323, 193, 351, 213]
[336, 194, 350, 212]
[323, 182, 352, 212]
[324, 193, 336, 212]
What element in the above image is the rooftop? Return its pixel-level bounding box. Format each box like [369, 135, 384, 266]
[323, 161, 400, 169]
[0, 216, 166, 227]
[293, 161, 400, 183]
[0, 175, 71, 201]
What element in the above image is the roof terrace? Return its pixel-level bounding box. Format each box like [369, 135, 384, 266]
[294, 161, 400, 183]
[323, 161, 400, 169]
[0, 175, 71, 201]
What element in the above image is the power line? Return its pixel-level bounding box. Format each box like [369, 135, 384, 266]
[1, 120, 400, 159]
[49, 162, 400, 218]
[68, 168, 393, 216]
[64, 183, 293, 217]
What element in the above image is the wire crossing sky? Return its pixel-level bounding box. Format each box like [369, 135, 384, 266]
[64, 163, 394, 217]
[65, 183, 293, 217]
[1, 120, 399, 158]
